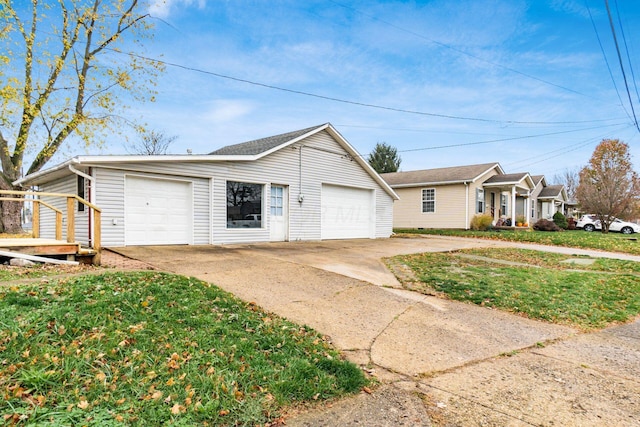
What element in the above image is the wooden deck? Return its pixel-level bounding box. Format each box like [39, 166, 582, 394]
[0, 238, 97, 261]
[1, 190, 102, 264]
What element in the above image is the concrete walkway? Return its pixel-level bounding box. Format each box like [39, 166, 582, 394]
[114, 236, 640, 426]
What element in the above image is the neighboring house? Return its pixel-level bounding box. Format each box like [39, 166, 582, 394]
[482, 172, 536, 225]
[382, 163, 557, 229]
[15, 123, 398, 247]
[529, 175, 546, 224]
[381, 163, 504, 229]
[537, 185, 568, 220]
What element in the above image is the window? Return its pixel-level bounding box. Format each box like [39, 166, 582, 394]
[270, 186, 284, 216]
[476, 188, 485, 213]
[422, 188, 435, 213]
[77, 175, 85, 212]
[500, 194, 508, 216]
[226, 181, 263, 228]
[531, 199, 535, 219]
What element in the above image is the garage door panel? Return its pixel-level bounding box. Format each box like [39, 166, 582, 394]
[125, 176, 193, 245]
[321, 184, 373, 239]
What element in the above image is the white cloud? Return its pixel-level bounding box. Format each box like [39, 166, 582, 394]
[148, 0, 206, 19]
[199, 99, 256, 124]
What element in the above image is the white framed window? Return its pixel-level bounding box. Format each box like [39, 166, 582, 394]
[531, 199, 536, 219]
[270, 185, 284, 216]
[422, 188, 435, 213]
[476, 188, 485, 213]
[500, 194, 508, 216]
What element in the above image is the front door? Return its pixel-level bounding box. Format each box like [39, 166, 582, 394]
[270, 185, 288, 241]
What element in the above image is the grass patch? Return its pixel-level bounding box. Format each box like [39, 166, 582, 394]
[0, 264, 98, 282]
[0, 272, 367, 426]
[395, 228, 640, 256]
[391, 248, 640, 331]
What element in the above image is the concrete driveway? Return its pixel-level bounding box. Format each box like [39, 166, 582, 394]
[114, 236, 640, 426]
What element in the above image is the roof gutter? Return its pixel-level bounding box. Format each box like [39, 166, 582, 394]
[13, 158, 77, 187]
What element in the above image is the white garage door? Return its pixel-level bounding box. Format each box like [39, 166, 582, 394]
[125, 176, 193, 245]
[321, 184, 374, 239]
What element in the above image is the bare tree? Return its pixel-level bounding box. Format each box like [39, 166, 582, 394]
[128, 130, 178, 155]
[552, 168, 579, 201]
[0, 0, 162, 233]
[576, 139, 640, 233]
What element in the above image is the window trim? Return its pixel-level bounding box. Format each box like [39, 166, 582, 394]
[476, 188, 485, 214]
[422, 188, 436, 213]
[500, 193, 508, 216]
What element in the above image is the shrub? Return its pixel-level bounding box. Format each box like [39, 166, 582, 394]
[553, 211, 568, 229]
[471, 214, 494, 231]
[533, 218, 561, 232]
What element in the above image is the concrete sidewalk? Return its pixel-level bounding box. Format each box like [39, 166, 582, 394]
[114, 237, 640, 426]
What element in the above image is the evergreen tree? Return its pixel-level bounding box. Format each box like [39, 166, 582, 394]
[367, 142, 401, 173]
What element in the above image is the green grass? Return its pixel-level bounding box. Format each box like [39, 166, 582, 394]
[394, 228, 640, 256]
[0, 264, 97, 282]
[0, 272, 367, 426]
[391, 248, 640, 331]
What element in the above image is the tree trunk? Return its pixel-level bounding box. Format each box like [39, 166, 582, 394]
[0, 184, 25, 234]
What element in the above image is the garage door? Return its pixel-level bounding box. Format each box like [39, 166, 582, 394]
[321, 184, 374, 239]
[125, 176, 193, 245]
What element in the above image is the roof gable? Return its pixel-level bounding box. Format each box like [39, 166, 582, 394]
[539, 184, 567, 199]
[381, 162, 502, 187]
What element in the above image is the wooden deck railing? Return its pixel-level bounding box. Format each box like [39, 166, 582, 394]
[0, 190, 102, 259]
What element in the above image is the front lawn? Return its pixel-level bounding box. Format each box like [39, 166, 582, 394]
[395, 228, 640, 255]
[0, 272, 367, 426]
[390, 248, 640, 330]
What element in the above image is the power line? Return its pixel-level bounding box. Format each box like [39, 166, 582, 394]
[504, 124, 633, 169]
[396, 122, 628, 153]
[585, 0, 631, 121]
[613, 0, 640, 109]
[117, 49, 627, 126]
[327, 0, 596, 99]
[604, 0, 640, 132]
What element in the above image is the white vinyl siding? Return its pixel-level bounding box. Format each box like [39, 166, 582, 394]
[38, 175, 90, 245]
[75, 129, 393, 246]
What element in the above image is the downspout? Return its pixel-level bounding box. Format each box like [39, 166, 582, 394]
[69, 165, 95, 245]
[525, 190, 531, 226]
[511, 185, 516, 227]
[464, 182, 469, 230]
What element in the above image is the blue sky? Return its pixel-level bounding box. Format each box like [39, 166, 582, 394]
[117, 0, 640, 179]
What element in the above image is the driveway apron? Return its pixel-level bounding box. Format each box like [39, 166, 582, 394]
[114, 236, 640, 426]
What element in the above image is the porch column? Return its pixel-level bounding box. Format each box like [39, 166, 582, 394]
[525, 195, 530, 226]
[511, 186, 516, 227]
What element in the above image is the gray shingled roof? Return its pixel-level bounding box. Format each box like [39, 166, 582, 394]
[381, 162, 499, 186]
[483, 172, 529, 184]
[531, 175, 545, 186]
[209, 124, 324, 155]
[539, 184, 564, 198]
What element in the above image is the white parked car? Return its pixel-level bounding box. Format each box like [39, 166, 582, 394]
[575, 214, 640, 234]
